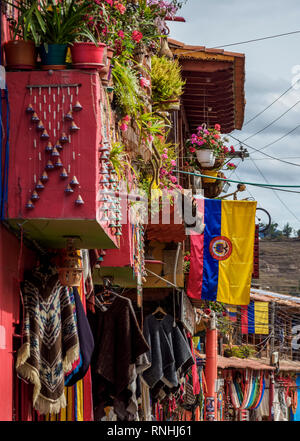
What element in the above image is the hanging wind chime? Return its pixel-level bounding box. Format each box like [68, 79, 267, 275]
[25, 83, 85, 211]
[97, 85, 123, 238]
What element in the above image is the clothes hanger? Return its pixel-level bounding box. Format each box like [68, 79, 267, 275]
[95, 276, 126, 307]
[152, 304, 167, 320]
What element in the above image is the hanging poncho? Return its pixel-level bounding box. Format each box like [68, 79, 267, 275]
[142, 314, 194, 390]
[16, 272, 80, 415]
[90, 295, 149, 421]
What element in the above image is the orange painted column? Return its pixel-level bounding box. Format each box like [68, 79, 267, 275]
[204, 313, 218, 421]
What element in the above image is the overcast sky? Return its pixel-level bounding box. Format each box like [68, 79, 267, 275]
[168, 0, 300, 232]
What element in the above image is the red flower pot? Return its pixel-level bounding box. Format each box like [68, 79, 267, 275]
[70, 42, 106, 69]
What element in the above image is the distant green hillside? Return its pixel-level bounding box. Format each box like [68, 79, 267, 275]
[256, 238, 300, 295]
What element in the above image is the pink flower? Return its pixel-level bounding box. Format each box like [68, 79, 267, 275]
[170, 176, 177, 184]
[140, 77, 150, 88]
[161, 153, 168, 160]
[214, 124, 221, 131]
[114, 2, 126, 14]
[122, 114, 131, 122]
[189, 147, 196, 153]
[230, 145, 235, 153]
[132, 30, 143, 43]
[171, 160, 176, 166]
[120, 123, 128, 131]
[148, 135, 154, 142]
[163, 148, 168, 153]
[118, 30, 125, 40]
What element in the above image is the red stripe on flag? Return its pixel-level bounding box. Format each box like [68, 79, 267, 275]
[187, 199, 204, 300]
[241, 305, 248, 334]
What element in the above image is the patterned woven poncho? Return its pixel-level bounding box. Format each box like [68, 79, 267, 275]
[16, 273, 80, 415]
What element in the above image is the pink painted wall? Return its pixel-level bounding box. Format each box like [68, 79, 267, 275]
[6, 70, 116, 246]
[101, 221, 133, 267]
[0, 225, 36, 421]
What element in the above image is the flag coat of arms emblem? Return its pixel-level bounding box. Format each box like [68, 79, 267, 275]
[187, 199, 257, 305]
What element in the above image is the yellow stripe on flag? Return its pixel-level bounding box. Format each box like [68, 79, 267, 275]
[217, 200, 257, 305]
[255, 301, 269, 334]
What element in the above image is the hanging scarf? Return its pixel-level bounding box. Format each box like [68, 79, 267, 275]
[228, 370, 265, 411]
[64, 287, 94, 387]
[253, 374, 265, 410]
[16, 276, 79, 414]
[187, 332, 200, 396]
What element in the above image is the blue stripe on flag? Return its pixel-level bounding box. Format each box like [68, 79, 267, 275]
[248, 301, 255, 333]
[201, 199, 221, 301]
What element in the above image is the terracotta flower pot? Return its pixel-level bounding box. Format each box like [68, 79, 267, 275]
[70, 42, 106, 69]
[4, 40, 36, 70]
[100, 46, 114, 85]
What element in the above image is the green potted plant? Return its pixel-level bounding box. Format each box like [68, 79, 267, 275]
[151, 55, 185, 110]
[3, 0, 42, 70]
[36, 0, 97, 70]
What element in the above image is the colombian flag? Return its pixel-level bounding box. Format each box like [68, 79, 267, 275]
[241, 301, 269, 334]
[226, 305, 237, 322]
[187, 199, 257, 305]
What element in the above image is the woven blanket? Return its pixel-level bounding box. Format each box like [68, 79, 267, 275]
[16, 274, 80, 415]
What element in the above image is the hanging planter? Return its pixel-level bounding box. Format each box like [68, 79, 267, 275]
[99, 46, 114, 85]
[200, 152, 225, 170]
[201, 169, 218, 184]
[202, 172, 226, 199]
[153, 98, 180, 111]
[39, 43, 68, 70]
[70, 42, 106, 69]
[4, 40, 37, 70]
[196, 149, 216, 167]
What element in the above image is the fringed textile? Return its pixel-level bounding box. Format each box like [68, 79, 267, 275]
[16, 277, 80, 415]
[48, 279, 93, 421]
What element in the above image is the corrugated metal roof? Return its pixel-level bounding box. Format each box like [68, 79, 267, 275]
[251, 288, 300, 309]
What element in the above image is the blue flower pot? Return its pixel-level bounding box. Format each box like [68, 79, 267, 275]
[39, 43, 68, 69]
